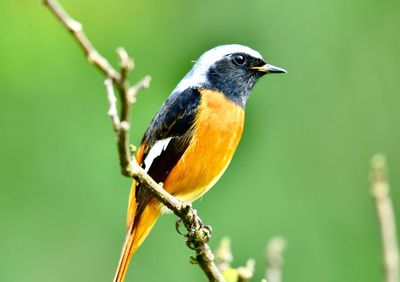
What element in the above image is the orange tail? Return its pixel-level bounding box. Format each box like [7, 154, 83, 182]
[113, 183, 161, 282]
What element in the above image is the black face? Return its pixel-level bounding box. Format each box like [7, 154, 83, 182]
[205, 52, 268, 107]
[230, 53, 266, 76]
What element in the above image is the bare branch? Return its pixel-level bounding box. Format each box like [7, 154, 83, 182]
[43, 0, 120, 82]
[237, 259, 256, 282]
[117, 47, 134, 86]
[216, 237, 234, 272]
[370, 154, 400, 282]
[214, 237, 256, 282]
[128, 75, 152, 104]
[266, 237, 287, 282]
[104, 78, 121, 132]
[44, 1, 224, 281]
[43, 0, 145, 176]
[131, 161, 225, 281]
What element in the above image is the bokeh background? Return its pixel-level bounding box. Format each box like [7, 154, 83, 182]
[1, 0, 400, 281]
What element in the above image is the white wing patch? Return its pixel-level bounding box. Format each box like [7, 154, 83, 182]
[143, 138, 173, 172]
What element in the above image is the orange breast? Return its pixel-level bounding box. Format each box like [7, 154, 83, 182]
[163, 89, 245, 202]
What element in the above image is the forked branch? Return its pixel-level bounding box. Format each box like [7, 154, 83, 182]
[43, 0, 224, 281]
[370, 154, 400, 282]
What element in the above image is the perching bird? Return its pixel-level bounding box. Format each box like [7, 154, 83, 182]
[113, 44, 286, 282]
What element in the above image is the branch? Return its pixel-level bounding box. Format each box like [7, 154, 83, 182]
[43, 0, 119, 82]
[265, 237, 287, 282]
[104, 79, 121, 132]
[131, 161, 225, 281]
[44, 1, 224, 281]
[215, 237, 256, 282]
[370, 154, 400, 282]
[43, 0, 142, 176]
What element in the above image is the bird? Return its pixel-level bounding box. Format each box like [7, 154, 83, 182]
[113, 44, 286, 282]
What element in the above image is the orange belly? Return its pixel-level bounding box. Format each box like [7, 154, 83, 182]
[163, 89, 245, 202]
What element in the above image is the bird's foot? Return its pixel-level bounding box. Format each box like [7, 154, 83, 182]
[175, 218, 187, 235]
[175, 205, 212, 250]
[186, 213, 212, 250]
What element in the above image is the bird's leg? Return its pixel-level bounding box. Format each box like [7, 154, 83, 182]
[185, 208, 213, 251]
[175, 202, 192, 236]
[174, 203, 213, 247]
[186, 224, 212, 250]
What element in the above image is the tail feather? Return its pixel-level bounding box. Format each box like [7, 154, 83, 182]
[113, 226, 136, 282]
[114, 185, 161, 282]
[126, 180, 138, 228]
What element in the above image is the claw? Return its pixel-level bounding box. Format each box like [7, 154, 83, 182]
[175, 218, 187, 236]
[189, 256, 198, 264]
[186, 238, 197, 250]
[177, 206, 212, 252]
[201, 225, 212, 243]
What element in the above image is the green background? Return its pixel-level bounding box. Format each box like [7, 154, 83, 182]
[1, 0, 399, 281]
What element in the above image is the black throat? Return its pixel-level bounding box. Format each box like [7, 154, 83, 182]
[205, 59, 262, 108]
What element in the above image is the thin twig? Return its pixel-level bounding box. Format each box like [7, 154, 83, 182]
[114, 47, 136, 176]
[44, 1, 224, 281]
[117, 47, 134, 87]
[216, 237, 234, 272]
[43, 0, 139, 176]
[266, 237, 287, 282]
[104, 79, 121, 132]
[370, 154, 400, 282]
[43, 0, 119, 82]
[237, 259, 256, 282]
[128, 75, 152, 104]
[214, 237, 255, 282]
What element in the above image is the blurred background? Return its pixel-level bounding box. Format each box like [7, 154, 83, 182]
[1, 0, 399, 281]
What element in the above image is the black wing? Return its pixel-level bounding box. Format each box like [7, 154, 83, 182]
[135, 87, 201, 218]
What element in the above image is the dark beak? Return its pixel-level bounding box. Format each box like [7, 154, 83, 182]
[251, 63, 287, 74]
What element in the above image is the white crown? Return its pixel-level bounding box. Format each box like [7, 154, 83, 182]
[173, 44, 263, 94]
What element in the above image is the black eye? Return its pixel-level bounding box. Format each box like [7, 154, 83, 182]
[232, 54, 246, 65]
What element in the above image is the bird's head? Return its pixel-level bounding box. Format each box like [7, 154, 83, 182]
[174, 44, 286, 107]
